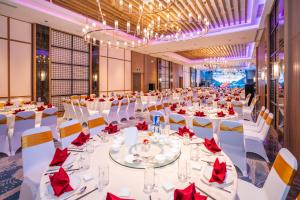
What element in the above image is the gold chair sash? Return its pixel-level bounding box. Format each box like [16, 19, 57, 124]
[73, 102, 80, 106]
[273, 153, 296, 186]
[22, 131, 53, 148]
[156, 105, 163, 110]
[259, 110, 265, 116]
[42, 112, 58, 118]
[148, 105, 156, 112]
[233, 104, 243, 108]
[163, 103, 169, 107]
[121, 102, 128, 106]
[71, 95, 79, 100]
[15, 114, 35, 121]
[88, 117, 105, 129]
[169, 118, 186, 125]
[80, 102, 87, 107]
[263, 112, 268, 120]
[80, 95, 87, 99]
[150, 115, 165, 122]
[0, 118, 7, 124]
[60, 123, 82, 138]
[220, 124, 243, 133]
[192, 120, 212, 128]
[0, 103, 5, 108]
[130, 100, 136, 103]
[266, 116, 273, 125]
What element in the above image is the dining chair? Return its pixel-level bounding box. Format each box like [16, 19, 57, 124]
[244, 109, 269, 133]
[40, 107, 58, 140]
[118, 98, 129, 122]
[0, 114, 10, 156]
[62, 99, 71, 120]
[87, 114, 106, 136]
[59, 119, 82, 148]
[80, 101, 99, 124]
[192, 117, 213, 140]
[243, 95, 259, 121]
[238, 148, 298, 200]
[231, 100, 243, 119]
[169, 113, 186, 132]
[244, 113, 273, 162]
[149, 110, 166, 125]
[241, 106, 265, 127]
[73, 100, 83, 123]
[127, 98, 136, 119]
[11, 111, 36, 155]
[218, 120, 247, 176]
[102, 100, 120, 124]
[19, 126, 55, 200]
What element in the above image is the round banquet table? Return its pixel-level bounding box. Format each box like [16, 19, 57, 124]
[171, 106, 239, 133]
[38, 129, 238, 200]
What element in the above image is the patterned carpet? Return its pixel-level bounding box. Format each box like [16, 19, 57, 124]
[0, 112, 298, 199]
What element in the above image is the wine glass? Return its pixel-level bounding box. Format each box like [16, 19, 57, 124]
[144, 167, 155, 195]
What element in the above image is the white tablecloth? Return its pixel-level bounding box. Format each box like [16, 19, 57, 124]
[39, 131, 238, 200]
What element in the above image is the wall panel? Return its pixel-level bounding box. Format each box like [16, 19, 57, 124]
[107, 58, 124, 91]
[10, 18, 31, 43]
[99, 56, 108, 91]
[100, 44, 107, 57]
[108, 47, 124, 59]
[125, 49, 131, 61]
[10, 41, 31, 97]
[125, 61, 131, 90]
[0, 16, 7, 38]
[0, 39, 8, 97]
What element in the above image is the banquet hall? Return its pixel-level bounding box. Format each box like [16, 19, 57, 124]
[0, 0, 299, 199]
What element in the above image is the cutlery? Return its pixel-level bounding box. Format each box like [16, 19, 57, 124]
[47, 164, 73, 172]
[73, 187, 98, 200]
[200, 160, 233, 168]
[64, 186, 87, 200]
[44, 167, 81, 175]
[189, 182, 216, 200]
[200, 179, 231, 193]
[68, 149, 84, 152]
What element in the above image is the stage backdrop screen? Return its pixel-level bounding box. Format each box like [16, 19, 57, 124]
[212, 69, 246, 88]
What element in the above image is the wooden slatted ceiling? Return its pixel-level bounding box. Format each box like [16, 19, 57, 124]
[176, 43, 248, 60]
[51, 0, 249, 37]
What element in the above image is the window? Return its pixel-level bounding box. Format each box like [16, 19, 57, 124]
[158, 59, 170, 90]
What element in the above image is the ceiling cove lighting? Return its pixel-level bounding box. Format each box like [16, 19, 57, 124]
[82, 0, 210, 49]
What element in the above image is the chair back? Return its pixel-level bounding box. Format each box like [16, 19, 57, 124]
[149, 110, 165, 124]
[231, 101, 243, 117]
[169, 113, 186, 131]
[41, 107, 58, 139]
[219, 120, 244, 151]
[12, 111, 36, 153]
[59, 119, 82, 148]
[0, 114, 9, 155]
[192, 117, 213, 139]
[260, 113, 273, 140]
[147, 104, 157, 112]
[80, 102, 90, 123]
[22, 126, 55, 178]
[119, 98, 129, 111]
[109, 100, 120, 114]
[255, 106, 266, 125]
[73, 100, 83, 122]
[155, 103, 164, 113]
[88, 114, 105, 136]
[62, 99, 70, 119]
[257, 109, 269, 132]
[127, 98, 136, 118]
[263, 148, 298, 200]
[66, 100, 77, 119]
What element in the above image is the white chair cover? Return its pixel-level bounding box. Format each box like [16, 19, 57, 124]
[80, 101, 99, 123]
[231, 100, 243, 119]
[242, 106, 265, 127]
[238, 148, 298, 200]
[40, 107, 58, 140]
[102, 100, 119, 124]
[59, 119, 82, 148]
[218, 120, 247, 176]
[11, 111, 36, 154]
[0, 114, 9, 155]
[169, 113, 186, 131]
[19, 126, 55, 200]
[73, 100, 83, 123]
[192, 117, 213, 139]
[62, 100, 70, 120]
[118, 98, 129, 121]
[87, 114, 106, 136]
[127, 98, 136, 119]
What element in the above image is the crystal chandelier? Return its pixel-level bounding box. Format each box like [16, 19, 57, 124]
[82, 0, 210, 48]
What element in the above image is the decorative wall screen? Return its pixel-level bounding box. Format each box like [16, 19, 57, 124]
[50, 30, 90, 111]
[158, 59, 170, 90]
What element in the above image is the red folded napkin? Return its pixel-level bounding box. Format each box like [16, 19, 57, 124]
[13, 109, 25, 114]
[209, 158, 227, 184]
[228, 107, 235, 115]
[5, 102, 13, 106]
[203, 138, 221, 153]
[99, 98, 105, 102]
[217, 111, 225, 117]
[214, 98, 220, 102]
[109, 98, 114, 101]
[71, 132, 90, 146]
[36, 106, 45, 111]
[118, 97, 123, 100]
[136, 121, 148, 131]
[105, 123, 119, 134]
[49, 148, 70, 166]
[47, 104, 53, 108]
[177, 126, 194, 138]
[226, 98, 231, 102]
[106, 192, 134, 200]
[235, 97, 240, 101]
[49, 167, 73, 197]
[24, 101, 32, 105]
[88, 98, 94, 102]
[177, 109, 186, 115]
[194, 111, 206, 117]
[174, 183, 207, 200]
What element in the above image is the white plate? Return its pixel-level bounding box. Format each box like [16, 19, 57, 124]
[48, 155, 75, 171]
[44, 175, 81, 200]
[200, 145, 222, 156]
[202, 166, 233, 187]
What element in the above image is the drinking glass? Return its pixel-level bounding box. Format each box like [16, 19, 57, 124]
[190, 144, 199, 161]
[98, 164, 109, 190]
[101, 130, 109, 143]
[86, 140, 94, 153]
[144, 167, 155, 194]
[177, 158, 187, 182]
[183, 133, 190, 145]
[164, 124, 170, 135]
[79, 152, 90, 170]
